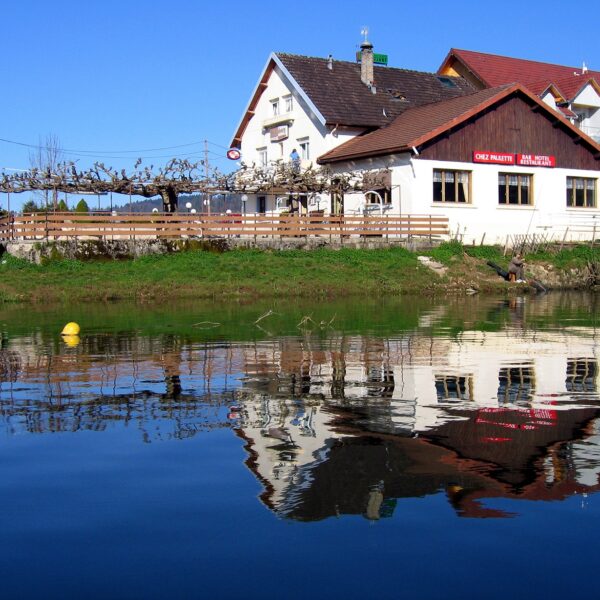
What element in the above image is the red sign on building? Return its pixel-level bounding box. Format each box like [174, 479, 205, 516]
[473, 151, 515, 165]
[516, 154, 556, 167]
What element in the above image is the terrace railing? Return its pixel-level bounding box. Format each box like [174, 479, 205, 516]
[0, 212, 449, 242]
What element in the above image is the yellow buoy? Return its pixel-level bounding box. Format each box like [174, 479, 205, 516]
[61, 322, 81, 336]
[61, 335, 80, 348]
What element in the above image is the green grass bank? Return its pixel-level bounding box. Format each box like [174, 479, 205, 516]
[0, 241, 599, 303]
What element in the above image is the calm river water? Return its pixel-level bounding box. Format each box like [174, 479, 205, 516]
[1, 293, 600, 598]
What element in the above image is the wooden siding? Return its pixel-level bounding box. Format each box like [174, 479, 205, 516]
[418, 94, 600, 170]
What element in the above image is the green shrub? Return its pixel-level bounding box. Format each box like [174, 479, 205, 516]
[75, 199, 90, 213]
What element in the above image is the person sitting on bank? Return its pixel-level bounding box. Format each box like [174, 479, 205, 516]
[508, 253, 525, 282]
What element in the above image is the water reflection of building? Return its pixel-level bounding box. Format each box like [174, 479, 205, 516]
[2, 297, 600, 517]
[234, 322, 600, 520]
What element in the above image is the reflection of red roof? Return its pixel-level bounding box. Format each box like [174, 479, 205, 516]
[440, 48, 600, 102]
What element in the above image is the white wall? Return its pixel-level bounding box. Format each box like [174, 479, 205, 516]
[573, 83, 600, 108]
[238, 62, 368, 214]
[572, 84, 600, 141]
[331, 154, 600, 244]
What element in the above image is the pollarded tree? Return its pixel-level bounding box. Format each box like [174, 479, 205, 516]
[0, 157, 390, 213]
[29, 134, 64, 210]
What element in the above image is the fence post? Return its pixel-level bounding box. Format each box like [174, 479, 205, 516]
[560, 227, 569, 251]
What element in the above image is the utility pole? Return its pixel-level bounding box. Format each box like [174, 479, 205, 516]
[204, 139, 210, 216]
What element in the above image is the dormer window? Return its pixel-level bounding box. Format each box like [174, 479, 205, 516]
[436, 76, 457, 88]
[271, 99, 280, 116]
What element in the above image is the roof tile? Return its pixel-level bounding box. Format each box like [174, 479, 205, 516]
[276, 53, 475, 128]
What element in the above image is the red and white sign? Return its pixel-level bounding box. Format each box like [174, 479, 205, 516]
[473, 151, 515, 165]
[516, 154, 556, 167]
[226, 148, 241, 161]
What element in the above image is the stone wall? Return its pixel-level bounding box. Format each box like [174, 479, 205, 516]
[4, 237, 428, 263]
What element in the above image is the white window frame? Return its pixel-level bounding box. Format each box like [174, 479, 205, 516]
[298, 138, 310, 160]
[284, 95, 293, 113]
[270, 99, 280, 116]
[257, 147, 267, 167]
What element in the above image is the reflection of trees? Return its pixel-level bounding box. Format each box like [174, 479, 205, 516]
[0, 332, 241, 442]
[0, 350, 21, 383]
[0, 388, 234, 442]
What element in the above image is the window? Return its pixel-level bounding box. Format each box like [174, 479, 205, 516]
[365, 189, 391, 204]
[433, 169, 470, 203]
[436, 76, 457, 88]
[498, 365, 535, 403]
[566, 359, 597, 393]
[435, 375, 473, 401]
[498, 173, 532, 205]
[257, 147, 267, 167]
[567, 177, 596, 208]
[284, 95, 293, 112]
[298, 138, 310, 160]
[270, 99, 279, 116]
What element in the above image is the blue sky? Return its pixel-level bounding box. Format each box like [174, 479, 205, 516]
[2, 0, 599, 208]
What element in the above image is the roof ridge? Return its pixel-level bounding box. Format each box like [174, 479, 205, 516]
[275, 52, 466, 78]
[451, 48, 588, 73]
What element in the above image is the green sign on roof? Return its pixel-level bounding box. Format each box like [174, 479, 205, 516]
[356, 51, 388, 66]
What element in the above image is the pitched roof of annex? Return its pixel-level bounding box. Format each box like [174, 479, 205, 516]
[317, 83, 600, 164]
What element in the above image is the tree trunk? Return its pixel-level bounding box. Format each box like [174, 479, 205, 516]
[160, 187, 178, 213]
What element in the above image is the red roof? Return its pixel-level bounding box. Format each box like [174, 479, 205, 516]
[318, 83, 600, 164]
[440, 48, 600, 102]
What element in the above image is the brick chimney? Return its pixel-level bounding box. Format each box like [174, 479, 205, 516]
[360, 39, 375, 92]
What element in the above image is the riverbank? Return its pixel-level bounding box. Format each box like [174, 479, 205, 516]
[0, 241, 598, 302]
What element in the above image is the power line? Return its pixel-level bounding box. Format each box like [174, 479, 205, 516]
[0, 136, 226, 155]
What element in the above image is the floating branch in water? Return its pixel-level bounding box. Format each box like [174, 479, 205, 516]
[297, 315, 316, 329]
[254, 310, 276, 325]
[192, 321, 221, 329]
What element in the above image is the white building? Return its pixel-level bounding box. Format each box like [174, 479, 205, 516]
[232, 43, 600, 244]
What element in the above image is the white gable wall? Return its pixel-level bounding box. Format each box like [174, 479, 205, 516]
[238, 62, 368, 214]
[541, 91, 557, 109]
[571, 84, 600, 140]
[573, 83, 600, 108]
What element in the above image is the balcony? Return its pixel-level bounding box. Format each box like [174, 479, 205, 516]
[262, 112, 295, 129]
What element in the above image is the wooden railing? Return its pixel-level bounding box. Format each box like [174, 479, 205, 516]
[0, 212, 449, 242]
